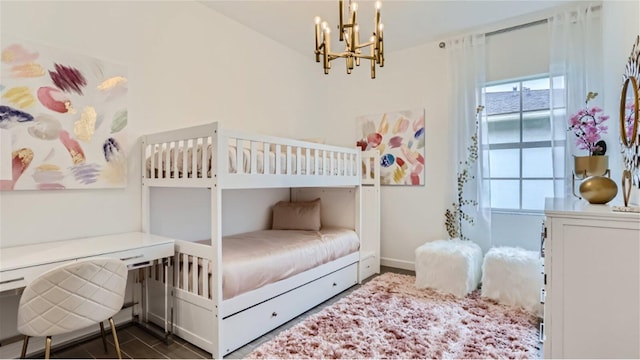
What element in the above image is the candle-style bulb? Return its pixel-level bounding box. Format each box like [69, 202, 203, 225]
[375, 1, 381, 10]
[321, 21, 328, 30]
[314, 16, 321, 24]
[351, 2, 358, 12]
[379, 23, 384, 32]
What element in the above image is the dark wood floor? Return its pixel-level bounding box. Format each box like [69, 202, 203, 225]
[28, 266, 414, 359]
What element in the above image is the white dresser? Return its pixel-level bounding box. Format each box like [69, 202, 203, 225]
[543, 198, 640, 359]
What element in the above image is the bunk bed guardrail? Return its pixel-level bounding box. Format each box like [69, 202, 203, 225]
[141, 122, 364, 189]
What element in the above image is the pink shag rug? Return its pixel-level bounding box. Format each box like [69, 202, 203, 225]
[248, 272, 540, 359]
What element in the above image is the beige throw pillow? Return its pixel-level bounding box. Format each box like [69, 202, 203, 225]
[272, 198, 321, 231]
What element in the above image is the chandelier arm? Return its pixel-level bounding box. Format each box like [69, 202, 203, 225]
[355, 41, 375, 49]
[328, 51, 378, 60]
[327, 52, 376, 61]
[343, 35, 351, 50]
[328, 52, 349, 59]
[353, 54, 376, 60]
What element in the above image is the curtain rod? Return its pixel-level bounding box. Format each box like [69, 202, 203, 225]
[485, 18, 547, 37]
[438, 18, 547, 48]
[486, 4, 602, 37]
[438, 3, 603, 47]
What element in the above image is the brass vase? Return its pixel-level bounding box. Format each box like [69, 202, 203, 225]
[574, 155, 609, 178]
[579, 176, 618, 204]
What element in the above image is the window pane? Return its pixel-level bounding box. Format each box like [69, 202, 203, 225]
[523, 111, 551, 142]
[484, 76, 566, 212]
[488, 114, 520, 144]
[490, 180, 520, 209]
[486, 82, 520, 115]
[490, 149, 520, 178]
[523, 147, 552, 178]
[522, 78, 550, 112]
[522, 180, 554, 210]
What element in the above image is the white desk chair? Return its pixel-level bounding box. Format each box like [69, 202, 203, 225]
[16, 258, 128, 359]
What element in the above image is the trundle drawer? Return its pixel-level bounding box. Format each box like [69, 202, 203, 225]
[360, 254, 379, 281]
[222, 263, 358, 355]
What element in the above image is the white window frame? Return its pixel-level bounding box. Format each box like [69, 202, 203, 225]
[483, 75, 565, 213]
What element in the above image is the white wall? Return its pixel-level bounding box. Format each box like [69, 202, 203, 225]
[0, 1, 327, 247]
[313, 44, 454, 269]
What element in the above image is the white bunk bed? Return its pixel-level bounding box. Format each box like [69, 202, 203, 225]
[140, 122, 380, 358]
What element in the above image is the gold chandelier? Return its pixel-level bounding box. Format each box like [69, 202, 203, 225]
[314, 0, 384, 79]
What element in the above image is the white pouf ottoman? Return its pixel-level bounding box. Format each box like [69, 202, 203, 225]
[481, 247, 543, 317]
[414, 239, 483, 297]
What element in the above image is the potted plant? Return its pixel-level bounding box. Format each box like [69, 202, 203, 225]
[569, 91, 610, 178]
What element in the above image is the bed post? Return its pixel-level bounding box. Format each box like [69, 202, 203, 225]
[141, 136, 150, 234]
[358, 150, 381, 283]
[210, 122, 224, 359]
[140, 135, 150, 325]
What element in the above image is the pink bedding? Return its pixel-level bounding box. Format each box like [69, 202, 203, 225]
[220, 227, 359, 299]
[177, 228, 359, 300]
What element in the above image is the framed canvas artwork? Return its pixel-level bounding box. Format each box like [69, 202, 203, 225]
[0, 39, 128, 190]
[357, 108, 425, 185]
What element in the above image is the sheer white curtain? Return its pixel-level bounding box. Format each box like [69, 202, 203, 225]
[549, 4, 603, 197]
[447, 34, 491, 253]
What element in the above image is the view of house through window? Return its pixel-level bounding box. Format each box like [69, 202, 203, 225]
[484, 76, 565, 211]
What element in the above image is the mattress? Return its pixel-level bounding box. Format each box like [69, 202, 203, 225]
[145, 144, 356, 178]
[180, 227, 359, 300]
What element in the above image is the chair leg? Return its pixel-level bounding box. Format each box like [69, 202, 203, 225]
[108, 317, 122, 359]
[44, 336, 52, 360]
[19, 335, 29, 359]
[99, 321, 108, 353]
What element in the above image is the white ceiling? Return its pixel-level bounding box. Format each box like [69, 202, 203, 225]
[201, 0, 582, 55]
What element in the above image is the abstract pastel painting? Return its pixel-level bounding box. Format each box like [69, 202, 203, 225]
[357, 108, 425, 185]
[0, 39, 128, 190]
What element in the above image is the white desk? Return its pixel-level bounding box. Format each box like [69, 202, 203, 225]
[0, 232, 174, 292]
[0, 232, 175, 354]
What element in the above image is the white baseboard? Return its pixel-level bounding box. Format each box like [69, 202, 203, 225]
[381, 257, 415, 271]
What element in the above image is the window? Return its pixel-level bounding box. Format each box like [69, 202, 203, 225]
[484, 76, 565, 211]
